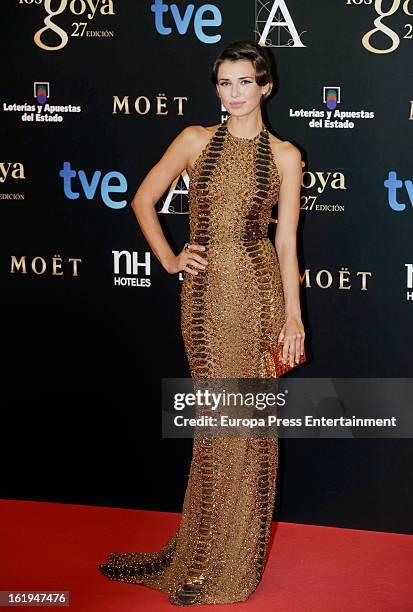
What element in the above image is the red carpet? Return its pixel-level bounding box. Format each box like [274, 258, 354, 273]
[1, 499, 412, 611]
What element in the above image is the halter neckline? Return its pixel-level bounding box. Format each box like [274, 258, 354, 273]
[224, 122, 266, 142]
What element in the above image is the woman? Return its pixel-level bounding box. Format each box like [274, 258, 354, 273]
[99, 40, 305, 606]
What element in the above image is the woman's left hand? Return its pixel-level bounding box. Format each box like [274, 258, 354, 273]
[278, 316, 305, 366]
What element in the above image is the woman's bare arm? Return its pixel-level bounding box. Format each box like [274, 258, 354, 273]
[274, 142, 302, 320]
[274, 142, 305, 362]
[131, 126, 208, 275]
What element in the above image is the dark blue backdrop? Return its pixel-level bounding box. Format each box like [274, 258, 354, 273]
[1, 1, 412, 534]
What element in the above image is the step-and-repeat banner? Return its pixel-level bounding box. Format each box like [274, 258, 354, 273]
[2, 1, 412, 533]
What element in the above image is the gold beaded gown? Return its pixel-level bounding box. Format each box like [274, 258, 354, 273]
[98, 120, 285, 605]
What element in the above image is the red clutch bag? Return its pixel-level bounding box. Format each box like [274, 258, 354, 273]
[272, 343, 307, 377]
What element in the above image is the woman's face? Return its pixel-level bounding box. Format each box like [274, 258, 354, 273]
[216, 59, 266, 115]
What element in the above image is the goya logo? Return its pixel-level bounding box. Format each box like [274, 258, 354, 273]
[60, 162, 127, 209]
[151, 0, 222, 43]
[19, 0, 115, 51]
[346, 0, 413, 55]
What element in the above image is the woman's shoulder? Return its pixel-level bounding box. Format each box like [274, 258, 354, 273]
[268, 132, 302, 166]
[267, 133, 302, 183]
[185, 124, 221, 139]
[178, 124, 220, 148]
[268, 131, 300, 154]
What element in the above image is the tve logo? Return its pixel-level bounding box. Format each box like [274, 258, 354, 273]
[385, 171, 413, 212]
[60, 162, 127, 209]
[151, 0, 222, 43]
